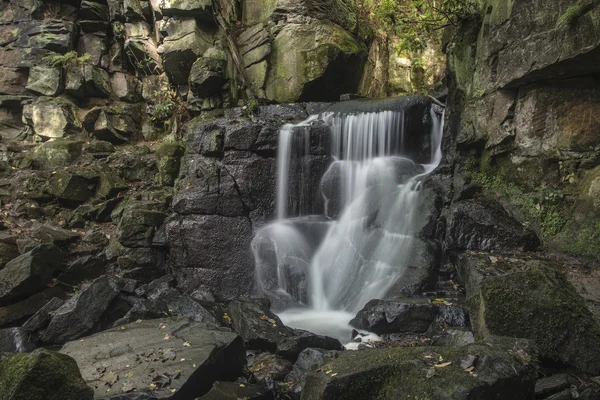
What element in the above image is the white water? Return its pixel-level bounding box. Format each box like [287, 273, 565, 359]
[253, 102, 444, 341]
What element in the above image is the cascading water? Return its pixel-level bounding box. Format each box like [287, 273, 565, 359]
[252, 97, 445, 340]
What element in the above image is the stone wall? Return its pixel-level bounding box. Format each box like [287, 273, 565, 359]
[447, 0, 600, 259]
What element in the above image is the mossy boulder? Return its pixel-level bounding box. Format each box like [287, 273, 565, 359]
[33, 140, 83, 170]
[0, 349, 93, 400]
[265, 21, 367, 102]
[472, 264, 600, 374]
[25, 66, 61, 96]
[155, 141, 185, 186]
[189, 49, 227, 98]
[301, 339, 537, 400]
[117, 208, 167, 247]
[48, 168, 98, 205]
[25, 97, 81, 140]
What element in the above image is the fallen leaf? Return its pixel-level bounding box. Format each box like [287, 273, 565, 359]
[183, 341, 191, 347]
[434, 362, 452, 368]
[331, 373, 338, 377]
[426, 368, 436, 379]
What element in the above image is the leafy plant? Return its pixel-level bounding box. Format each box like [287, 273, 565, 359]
[359, 0, 477, 52]
[113, 22, 125, 41]
[43, 51, 91, 68]
[149, 89, 186, 124]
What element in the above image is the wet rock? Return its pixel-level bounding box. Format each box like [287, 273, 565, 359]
[61, 317, 244, 399]
[124, 38, 162, 76]
[249, 352, 293, 382]
[16, 20, 75, 54]
[227, 299, 294, 351]
[41, 277, 120, 344]
[80, 0, 109, 20]
[155, 142, 184, 186]
[47, 168, 97, 205]
[77, 34, 108, 66]
[430, 327, 475, 347]
[26, 98, 80, 139]
[265, 21, 367, 102]
[0, 349, 93, 400]
[580, 389, 600, 400]
[0, 243, 19, 269]
[446, 198, 540, 252]
[0, 244, 62, 306]
[166, 214, 254, 301]
[32, 224, 80, 247]
[25, 65, 61, 96]
[285, 348, 338, 395]
[189, 49, 226, 98]
[110, 297, 169, 327]
[153, 287, 217, 325]
[535, 374, 570, 398]
[546, 390, 574, 400]
[471, 263, 600, 374]
[33, 139, 83, 169]
[197, 381, 273, 400]
[88, 103, 141, 144]
[111, 71, 142, 102]
[0, 327, 35, 353]
[302, 339, 537, 400]
[350, 299, 452, 335]
[0, 288, 64, 328]
[117, 208, 167, 247]
[57, 255, 108, 285]
[84, 140, 115, 158]
[277, 330, 344, 361]
[83, 64, 111, 97]
[134, 274, 175, 297]
[160, 0, 213, 20]
[22, 297, 65, 334]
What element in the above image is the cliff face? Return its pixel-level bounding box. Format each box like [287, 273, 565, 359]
[447, 0, 600, 259]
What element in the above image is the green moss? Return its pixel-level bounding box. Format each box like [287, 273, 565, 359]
[43, 51, 91, 68]
[466, 155, 568, 237]
[556, 0, 595, 28]
[479, 264, 600, 372]
[0, 349, 93, 400]
[556, 219, 600, 258]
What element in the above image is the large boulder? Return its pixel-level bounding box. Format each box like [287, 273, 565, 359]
[25, 98, 80, 139]
[446, 198, 540, 252]
[468, 262, 600, 374]
[0, 288, 65, 328]
[32, 140, 83, 170]
[165, 214, 254, 301]
[25, 65, 61, 96]
[0, 244, 62, 306]
[0, 349, 93, 400]
[265, 21, 367, 102]
[189, 47, 227, 98]
[60, 317, 245, 399]
[349, 299, 467, 335]
[41, 277, 121, 344]
[301, 339, 537, 400]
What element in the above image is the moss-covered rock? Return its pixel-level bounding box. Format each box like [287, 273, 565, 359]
[301, 339, 537, 400]
[0, 349, 93, 400]
[33, 140, 83, 170]
[473, 263, 600, 374]
[24, 97, 81, 140]
[155, 141, 185, 186]
[265, 21, 367, 102]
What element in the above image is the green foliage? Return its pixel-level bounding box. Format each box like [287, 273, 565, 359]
[241, 99, 260, 117]
[43, 51, 91, 68]
[112, 23, 125, 41]
[467, 156, 567, 237]
[361, 0, 477, 52]
[149, 89, 185, 125]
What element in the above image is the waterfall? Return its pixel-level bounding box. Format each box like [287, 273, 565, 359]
[252, 97, 445, 339]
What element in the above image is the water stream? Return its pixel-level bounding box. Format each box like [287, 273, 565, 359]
[252, 98, 445, 341]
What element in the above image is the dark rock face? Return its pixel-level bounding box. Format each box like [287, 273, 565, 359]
[0, 287, 65, 328]
[0, 244, 62, 306]
[227, 299, 294, 351]
[470, 262, 600, 374]
[0, 349, 94, 400]
[0, 327, 35, 353]
[349, 299, 467, 335]
[41, 277, 120, 344]
[301, 339, 537, 400]
[61, 317, 245, 399]
[198, 381, 273, 400]
[446, 198, 540, 252]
